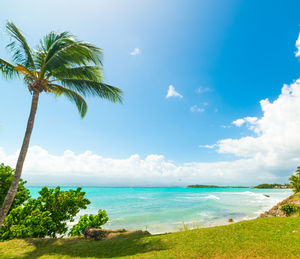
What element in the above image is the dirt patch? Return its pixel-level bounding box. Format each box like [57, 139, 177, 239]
[84, 228, 150, 240]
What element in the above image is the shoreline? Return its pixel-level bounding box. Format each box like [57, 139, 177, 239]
[27, 187, 292, 235]
[140, 191, 295, 235]
[153, 191, 299, 235]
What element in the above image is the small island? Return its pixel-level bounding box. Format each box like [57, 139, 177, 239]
[252, 183, 291, 189]
[187, 185, 249, 188]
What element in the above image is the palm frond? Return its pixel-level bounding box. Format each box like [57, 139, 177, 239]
[14, 65, 34, 77]
[50, 66, 103, 81]
[44, 42, 102, 73]
[34, 32, 72, 70]
[1, 23, 123, 117]
[40, 31, 72, 51]
[60, 79, 123, 103]
[14, 65, 37, 86]
[0, 58, 18, 78]
[6, 21, 35, 69]
[48, 84, 87, 118]
[37, 32, 102, 77]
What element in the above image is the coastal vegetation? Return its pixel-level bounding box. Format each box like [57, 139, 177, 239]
[281, 203, 299, 216]
[187, 183, 293, 189]
[0, 21, 123, 225]
[69, 210, 109, 237]
[289, 166, 300, 193]
[0, 164, 30, 213]
[187, 184, 248, 188]
[0, 164, 108, 240]
[260, 191, 300, 217]
[259, 167, 300, 218]
[252, 183, 290, 189]
[253, 168, 300, 190]
[0, 217, 299, 258]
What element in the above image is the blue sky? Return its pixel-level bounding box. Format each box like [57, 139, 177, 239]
[1, 0, 300, 186]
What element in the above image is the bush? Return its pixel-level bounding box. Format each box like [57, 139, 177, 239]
[0, 163, 30, 212]
[0, 201, 55, 240]
[0, 186, 91, 240]
[69, 209, 109, 236]
[289, 167, 300, 193]
[0, 165, 108, 240]
[280, 203, 298, 216]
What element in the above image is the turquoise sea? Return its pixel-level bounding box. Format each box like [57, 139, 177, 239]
[28, 187, 292, 234]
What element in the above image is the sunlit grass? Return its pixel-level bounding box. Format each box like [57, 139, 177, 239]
[0, 217, 300, 258]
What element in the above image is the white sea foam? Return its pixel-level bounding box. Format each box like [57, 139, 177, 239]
[139, 196, 148, 200]
[204, 195, 220, 200]
[197, 212, 209, 216]
[181, 194, 220, 201]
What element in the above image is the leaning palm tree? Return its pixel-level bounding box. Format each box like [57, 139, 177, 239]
[0, 21, 123, 225]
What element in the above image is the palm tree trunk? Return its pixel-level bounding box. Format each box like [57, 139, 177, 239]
[0, 91, 39, 226]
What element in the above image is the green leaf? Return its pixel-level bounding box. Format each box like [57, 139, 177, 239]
[48, 84, 88, 118]
[60, 79, 123, 103]
[0, 58, 18, 79]
[6, 21, 35, 69]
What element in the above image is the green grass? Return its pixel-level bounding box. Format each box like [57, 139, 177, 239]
[0, 217, 300, 258]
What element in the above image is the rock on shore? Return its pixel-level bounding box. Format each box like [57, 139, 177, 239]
[259, 192, 300, 218]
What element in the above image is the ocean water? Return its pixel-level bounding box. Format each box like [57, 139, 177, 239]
[28, 187, 292, 234]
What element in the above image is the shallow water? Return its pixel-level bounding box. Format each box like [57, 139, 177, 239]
[28, 187, 292, 233]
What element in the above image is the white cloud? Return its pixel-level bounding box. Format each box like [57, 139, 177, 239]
[130, 48, 141, 56]
[166, 85, 183, 99]
[232, 117, 258, 128]
[217, 79, 300, 172]
[232, 118, 245, 127]
[2, 70, 300, 186]
[196, 87, 211, 94]
[0, 145, 288, 186]
[296, 33, 300, 57]
[244, 116, 258, 124]
[190, 105, 205, 113]
[198, 144, 216, 149]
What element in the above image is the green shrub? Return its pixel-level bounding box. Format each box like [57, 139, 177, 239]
[69, 209, 109, 236]
[280, 203, 298, 216]
[0, 201, 55, 240]
[0, 164, 108, 240]
[0, 186, 91, 240]
[289, 167, 300, 193]
[0, 163, 30, 212]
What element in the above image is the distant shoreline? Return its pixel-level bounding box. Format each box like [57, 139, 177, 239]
[26, 185, 291, 189]
[187, 184, 292, 189]
[187, 185, 249, 188]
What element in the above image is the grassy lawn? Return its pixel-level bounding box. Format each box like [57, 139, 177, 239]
[0, 217, 300, 258]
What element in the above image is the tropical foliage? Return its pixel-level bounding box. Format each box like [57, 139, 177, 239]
[0, 22, 123, 116]
[0, 163, 30, 212]
[0, 185, 91, 240]
[253, 183, 290, 189]
[70, 209, 109, 236]
[280, 203, 298, 216]
[0, 21, 122, 225]
[0, 165, 109, 240]
[289, 167, 300, 193]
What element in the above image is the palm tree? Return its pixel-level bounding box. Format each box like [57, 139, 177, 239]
[0, 21, 123, 226]
[289, 167, 300, 193]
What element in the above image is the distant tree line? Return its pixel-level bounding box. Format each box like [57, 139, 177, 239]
[187, 185, 248, 188]
[252, 183, 291, 189]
